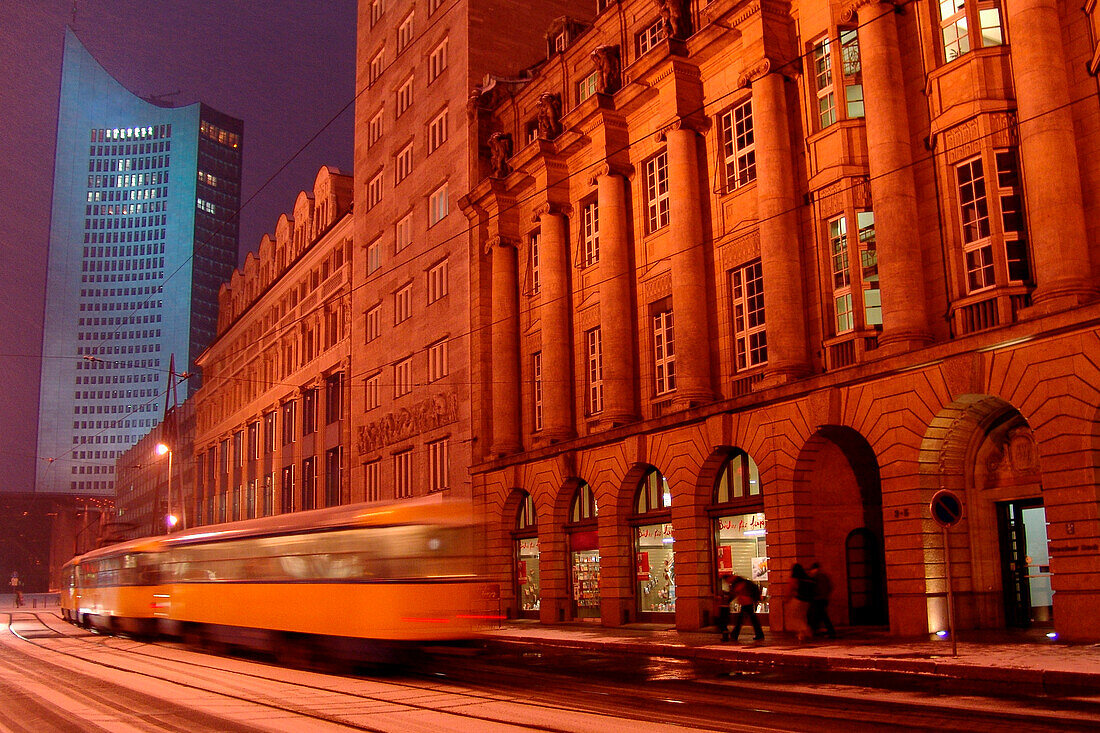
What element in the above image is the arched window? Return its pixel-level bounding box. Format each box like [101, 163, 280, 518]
[635, 468, 671, 513]
[512, 491, 539, 616]
[517, 492, 537, 531]
[710, 450, 769, 615]
[633, 468, 675, 617]
[570, 480, 598, 522]
[566, 481, 600, 619]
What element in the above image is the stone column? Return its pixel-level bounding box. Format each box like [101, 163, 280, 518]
[1005, 0, 1096, 308]
[488, 237, 521, 455]
[594, 167, 636, 424]
[664, 124, 713, 406]
[536, 206, 575, 441]
[852, 1, 931, 349]
[749, 68, 809, 378]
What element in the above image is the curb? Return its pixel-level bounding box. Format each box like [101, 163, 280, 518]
[484, 634, 1100, 698]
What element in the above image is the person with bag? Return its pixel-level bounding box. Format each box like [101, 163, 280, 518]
[787, 563, 815, 643]
[729, 574, 765, 642]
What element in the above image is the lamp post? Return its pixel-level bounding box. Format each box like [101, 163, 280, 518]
[155, 442, 176, 533]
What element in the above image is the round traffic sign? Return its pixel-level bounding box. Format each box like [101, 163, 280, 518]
[930, 489, 964, 528]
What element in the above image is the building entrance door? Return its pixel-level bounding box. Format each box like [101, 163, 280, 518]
[997, 499, 1052, 628]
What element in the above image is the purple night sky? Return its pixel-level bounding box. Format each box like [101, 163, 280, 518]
[0, 1, 356, 493]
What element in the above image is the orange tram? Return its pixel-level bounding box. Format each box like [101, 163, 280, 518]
[61, 498, 494, 663]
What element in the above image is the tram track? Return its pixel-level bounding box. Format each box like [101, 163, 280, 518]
[9, 612, 1091, 732]
[5, 612, 731, 733]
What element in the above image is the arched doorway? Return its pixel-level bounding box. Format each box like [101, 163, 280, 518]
[920, 395, 1049, 632]
[708, 450, 770, 620]
[566, 481, 600, 620]
[633, 468, 675, 620]
[797, 426, 888, 627]
[512, 491, 540, 618]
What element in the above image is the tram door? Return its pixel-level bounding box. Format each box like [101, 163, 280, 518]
[998, 499, 1052, 628]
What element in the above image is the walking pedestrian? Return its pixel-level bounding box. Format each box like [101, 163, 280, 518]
[808, 562, 836, 638]
[787, 563, 815, 643]
[729, 575, 765, 642]
[9, 572, 22, 608]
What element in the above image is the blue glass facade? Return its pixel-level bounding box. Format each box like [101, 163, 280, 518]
[36, 30, 241, 495]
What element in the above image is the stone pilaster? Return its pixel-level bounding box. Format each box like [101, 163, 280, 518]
[1005, 0, 1097, 309]
[593, 166, 637, 424]
[849, 0, 931, 350]
[488, 236, 521, 455]
[748, 66, 809, 379]
[535, 205, 575, 441]
[662, 123, 713, 407]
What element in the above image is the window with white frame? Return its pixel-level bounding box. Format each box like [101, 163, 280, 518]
[427, 259, 448, 303]
[652, 307, 675, 395]
[956, 150, 1028, 293]
[529, 230, 541, 293]
[394, 449, 412, 498]
[396, 213, 412, 251]
[397, 76, 413, 116]
[812, 31, 863, 131]
[586, 327, 604, 414]
[369, 48, 385, 85]
[645, 151, 670, 233]
[394, 356, 413, 397]
[365, 372, 381, 410]
[829, 216, 854, 333]
[367, 237, 383, 274]
[369, 108, 384, 146]
[532, 351, 544, 431]
[370, 0, 384, 26]
[636, 19, 666, 56]
[857, 211, 881, 327]
[396, 144, 413, 182]
[720, 100, 756, 191]
[429, 183, 448, 225]
[428, 438, 449, 491]
[939, 0, 1004, 62]
[398, 13, 414, 52]
[428, 108, 448, 153]
[395, 283, 412, 323]
[366, 304, 382, 342]
[812, 37, 836, 129]
[577, 71, 599, 105]
[730, 259, 767, 370]
[428, 338, 448, 381]
[368, 171, 383, 209]
[582, 200, 599, 267]
[365, 459, 381, 502]
[429, 38, 448, 82]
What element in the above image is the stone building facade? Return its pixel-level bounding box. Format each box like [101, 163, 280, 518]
[348, 0, 595, 503]
[191, 167, 354, 524]
[462, 0, 1100, 639]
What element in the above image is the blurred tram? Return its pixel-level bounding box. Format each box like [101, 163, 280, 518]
[61, 497, 494, 662]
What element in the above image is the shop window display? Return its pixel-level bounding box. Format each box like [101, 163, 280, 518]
[636, 522, 675, 613]
[711, 450, 768, 613]
[513, 492, 540, 616]
[568, 481, 600, 619]
[633, 468, 674, 616]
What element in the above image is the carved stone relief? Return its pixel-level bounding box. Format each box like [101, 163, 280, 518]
[356, 392, 460, 455]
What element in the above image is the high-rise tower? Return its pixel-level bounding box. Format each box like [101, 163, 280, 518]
[35, 29, 242, 495]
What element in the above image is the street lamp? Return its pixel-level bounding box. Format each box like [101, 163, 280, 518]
[155, 442, 176, 533]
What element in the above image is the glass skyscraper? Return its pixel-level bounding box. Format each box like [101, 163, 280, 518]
[36, 29, 242, 495]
